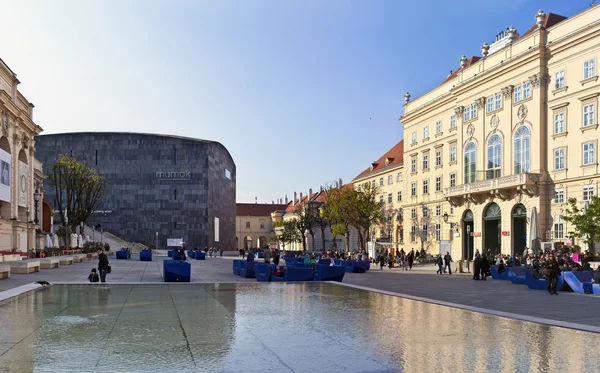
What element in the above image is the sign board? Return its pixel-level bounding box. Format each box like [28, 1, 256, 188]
[501, 231, 510, 236]
[214, 217, 220, 242]
[473, 232, 481, 237]
[18, 161, 27, 207]
[0, 149, 10, 203]
[439, 240, 451, 256]
[167, 238, 183, 247]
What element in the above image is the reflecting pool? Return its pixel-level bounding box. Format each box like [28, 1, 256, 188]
[0, 283, 599, 372]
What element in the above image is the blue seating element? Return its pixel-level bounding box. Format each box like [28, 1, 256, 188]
[355, 261, 370, 272]
[490, 265, 510, 280]
[233, 260, 240, 275]
[255, 263, 272, 282]
[257, 252, 264, 258]
[593, 284, 600, 295]
[163, 260, 191, 282]
[167, 250, 173, 257]
[315, 264, 345, 282]
[116, 250, 129, 259]
[187, 250, 193, 258]
[239, 262, 256, 278]
[195, 252, 206, 260]
[525, 270, 567, 291]
[333, 259, 344, 266]
[172, 251, 186, 261]
[272, 267, 314, 282]
[318, 259, 331, 266]
[563, 271, 595, 294]
[507, 267, 530, 285]
[139, 250, 152, 261]
[345, 260, 357, 273]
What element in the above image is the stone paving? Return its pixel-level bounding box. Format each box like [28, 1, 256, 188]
[1, 255, 600, 329]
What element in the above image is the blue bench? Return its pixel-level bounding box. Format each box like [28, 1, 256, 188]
[285, 258, 298, 266]
[563, 271, 595, 294]
[172, 252, 186, 261]
[257, 252, 264, 258]
[333, 259, 344, 266]
[239, 261, 256, 278]
[490, 265, 510, 280]
[507, 266, 530, 285]
[356, 260, 370, 272]
[163, 260, 191, 282]
[167, 250, 173, 257]
[272, 267, 314, 282]
[525, 270, 567, 291]
[187, 250, 194, 258]
[116, 250, 129, 259]
[318, 258, 331, 266]
[195, 252, 206, 260]
[139, 250, 152, 261]
[314, 264, 345, 282]
[255, 263, 272, 282]
[233, 260, 240, 275]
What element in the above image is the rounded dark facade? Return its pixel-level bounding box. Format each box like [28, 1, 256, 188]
[35, 132, 236, 250]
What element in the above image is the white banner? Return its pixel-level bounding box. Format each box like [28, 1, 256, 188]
[18, 161, 27, 207]
[0, 149, 10, 203]
[167, 238, 183, 247]
[214, 217, 219, 242]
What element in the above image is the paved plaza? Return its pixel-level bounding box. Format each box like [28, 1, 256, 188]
[1, 255, 600, 331]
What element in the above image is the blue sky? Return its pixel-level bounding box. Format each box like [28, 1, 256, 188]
[0, 0, 591, 203]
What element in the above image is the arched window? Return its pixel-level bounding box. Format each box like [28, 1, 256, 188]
[514, 126, 530, 174]
[464, 142, 477, 184]
[487, 134, 502, 179]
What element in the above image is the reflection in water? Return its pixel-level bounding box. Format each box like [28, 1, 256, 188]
[0, 283, 599, 372]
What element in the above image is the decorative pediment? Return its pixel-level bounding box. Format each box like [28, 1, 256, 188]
[454, 106, 464, 116]
[501, 85, 514, 98]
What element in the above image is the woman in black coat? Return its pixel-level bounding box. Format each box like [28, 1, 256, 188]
[546, 254, 560, 295]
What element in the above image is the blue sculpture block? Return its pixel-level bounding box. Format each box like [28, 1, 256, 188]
[240, 262, 256, 278]
[195, 252, 206, 260]
[233, 260, 240, 275]
[163, 260, 191, 282]
[255, 263, 272, 282]
[315, 264, 345, 282]
[167, 250, 173, 258]
[116, 250, 129, 259]
[272, 267, 314, 282]
[139, 250, 152, 261]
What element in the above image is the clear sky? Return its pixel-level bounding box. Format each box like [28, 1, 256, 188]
[0, 0, 592, 203]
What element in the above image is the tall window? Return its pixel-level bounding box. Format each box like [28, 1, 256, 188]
[435, 150, 442, 166]
[411, 226, 416, 242]
[463, 104, 477, 122]
[583, 185, 594, 201]
[423, 206, 428, 217]
[411, 182, 416, 196]
[411, 208, 417, 219]
[514, 85, 522, 102]
[554, 216, 564, 239]
[554, 149, 565, 170]
[554, 189, 564, 204]
[380, 177, 384, 186]
[583, 104, 595, 128]
[584, 142, 595, 165]
[397, 191, 402, 202]
[435, 205, 441, 216]
[371, 180, 375, 188]
[423, 154, 429, 170]
[584, 58, 596, 80]
[388, 193, 392, 204]
[555, 70, 565, 89]
[450, 145, 456, 162]
[487, 134, 502, 179]
[450, 115, 456, 129]
[464, 142, 477, 184]
[245, 222, 250, 229]
[380, 195, 384, 203]
[423, 179, 429, 194]
[435, 224, 441, 241]
[397, 172, 402, 182]
[494, 93, 502, 110]
[513, 126, 531, 174]
[435, 176, 442, 192]
[554, 113, 565, 134]
[422, 224, 428, 242]
[435, 121, 442, 134]
[423, 126, 429, 139]
[411, 131, 417, 144]
[450, 173, 456, 187]
[487, 97, 494, 112]
[388, 175, 393, 185]
[523, 82, 531, 99]
[411, 158, 417, 173]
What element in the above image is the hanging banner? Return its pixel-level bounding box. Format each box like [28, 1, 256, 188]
[18, 161, 27, 207]
[0, 149, 10, 203]
[214, 217, 220, 242]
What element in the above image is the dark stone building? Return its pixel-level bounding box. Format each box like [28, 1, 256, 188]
[35, 132, 236, 250]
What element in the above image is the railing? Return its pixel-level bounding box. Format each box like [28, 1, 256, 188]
[445, 172, 540, 196]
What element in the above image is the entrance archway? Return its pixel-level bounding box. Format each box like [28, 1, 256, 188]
[462, 210, 474, 260]
[512, 204, 527, 255]
[483, 203, 501, 254]
[243, 235, 252, 250]
[258, 236, 267, 248]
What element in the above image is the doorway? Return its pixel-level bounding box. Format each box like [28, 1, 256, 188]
[462, 210, 474, 260]
[512, 204, 527, 255]
[483, 203, 501, 254]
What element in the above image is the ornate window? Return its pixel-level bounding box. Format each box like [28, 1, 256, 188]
[484, 203, 501, 219]
[487, 134, 502, 179]
[513, 126, 530, 174]
[464, 142, 477, 184]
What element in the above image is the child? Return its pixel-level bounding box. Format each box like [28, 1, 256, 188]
[88, 268, 99, 283]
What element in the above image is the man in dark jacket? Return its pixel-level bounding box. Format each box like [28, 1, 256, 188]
[443, 252, 453, 275]
[97, 249, 109, 283]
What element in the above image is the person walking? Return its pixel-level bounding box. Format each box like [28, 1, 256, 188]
[473, 252, 481, 280]
[443, 251, 453, 275]
[379, 253, 386, 270]
[436, 255, 443, 275]
[264, 248, 271, 264]
[407, 249, 414, 270]
[97, 249, 109, 283]
[401, 252, 407, 270]
[480, 254, 490, 281]
[546, 253, 560, 295]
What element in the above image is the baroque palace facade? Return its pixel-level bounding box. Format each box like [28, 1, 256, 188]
[393, 7, 600, 259]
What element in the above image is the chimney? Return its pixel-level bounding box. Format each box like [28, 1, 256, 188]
[338, 178, 343, 188]
[300, 192, 303, 200]
[272, 201, 274, 204]
[293, 192, 297, 204]
[308, 189, 313, 199]
[285, 195, 288, 204]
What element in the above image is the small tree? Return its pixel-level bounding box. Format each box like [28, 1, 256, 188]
[343, 182, 384, 250]
[46, 154, 109, 231]
[562, 196, 600, 255]
[293, 201, 320, 252]
[277, 220, 300, 252]
[409, 204, 438, 253]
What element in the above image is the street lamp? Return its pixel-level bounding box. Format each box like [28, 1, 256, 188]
[156, 231, 159, 250]
[65, 214, 69, 249]
[443, 212, 449, 224]
[26, 207, 30, 252]
[80, 221, 84, 235]
[33, 189, 41, 225]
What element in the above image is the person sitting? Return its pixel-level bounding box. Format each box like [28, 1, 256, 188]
[274, 265, 286, 278]
[246, 251, 255, 262]
[582, 262, 592, 271]
[497, 259, 506, 274]
[88, 268, 100, 283]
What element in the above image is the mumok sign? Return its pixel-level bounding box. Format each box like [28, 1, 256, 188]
[155, 171, 191, 180]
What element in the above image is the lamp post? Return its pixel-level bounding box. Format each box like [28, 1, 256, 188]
[156, 231, 159, 250]
[65, 214, 69, 249]
[26, 207, 30, 252]
[33, 189, 41, 225]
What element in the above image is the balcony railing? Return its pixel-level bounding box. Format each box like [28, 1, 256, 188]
[445, 172, 541, 198]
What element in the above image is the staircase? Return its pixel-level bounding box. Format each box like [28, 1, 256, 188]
[82, 225, 149, 254]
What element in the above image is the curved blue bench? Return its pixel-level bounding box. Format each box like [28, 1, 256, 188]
[139, 250, 152, 261]
[344, 260, 357, 273]
[333, 259, 344, 266]
[240, 262, 256, 278]
[315, 264, 345, 282]
[233, 260, 240, 275]
[272, 267, 314, 282]
[285, 258, 298, 266]
[257, 252, 264, 259]
[255, 263, 272, 282]
[167, 250, 173, 257]
[525, 270, 567, 291]
[163, 260, 191, 282]
[116, 250, 129, 259]
[490, 265, 510, 280]
[195, 252, 206, 260]
[355, 261, 370, 273]
[318, 259, 331, 266]
[507, 267, 530, 285]
[187, 250, 193, 258]
[563, 271, 595, 294]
